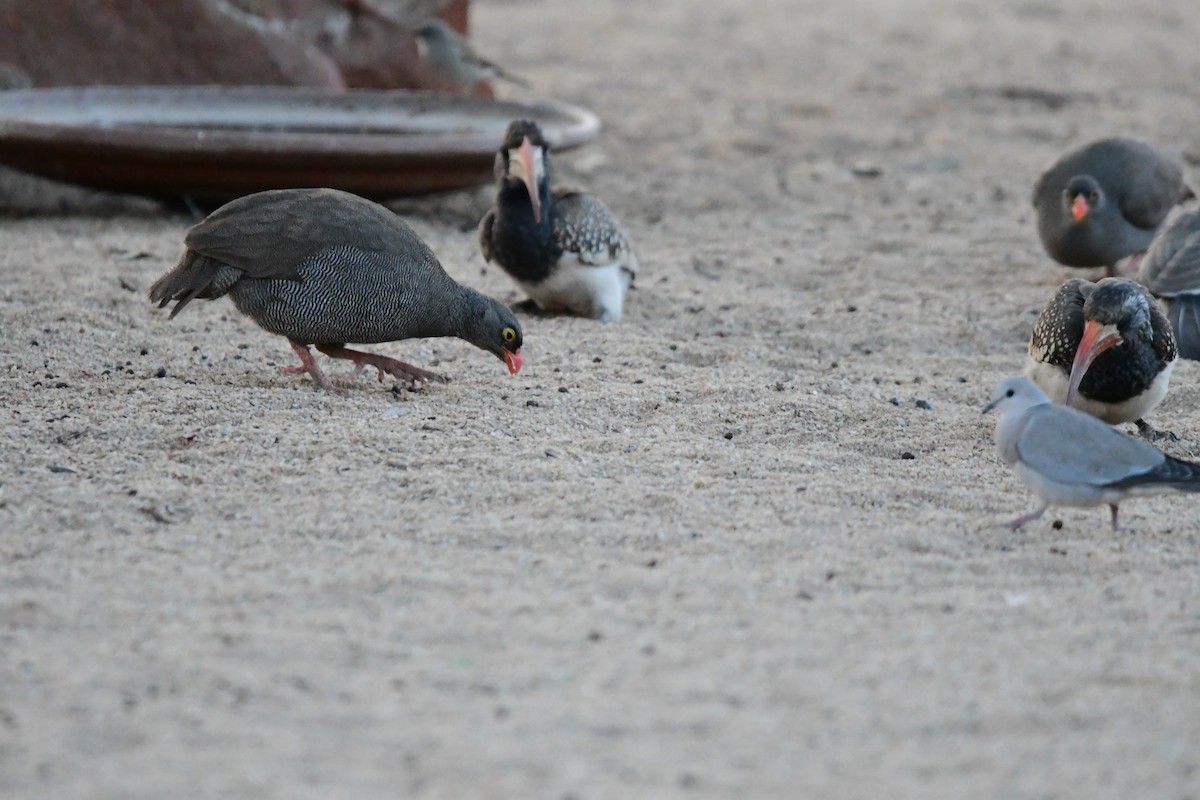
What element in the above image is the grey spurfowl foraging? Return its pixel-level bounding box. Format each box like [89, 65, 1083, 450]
[1138, 207, 1200, 360]
[479, 119, 639, 322]
[1025, 278, 1176, 440]
[1032, 137, 1193, 277]
[983, 377, 1200, 531]
[413, 20, 529, 93]
[149, 188, 523, 393]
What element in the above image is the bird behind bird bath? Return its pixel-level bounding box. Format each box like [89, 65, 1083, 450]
[413, 19, 529, 94]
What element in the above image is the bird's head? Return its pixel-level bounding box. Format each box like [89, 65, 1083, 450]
[464, 293, 524, 375]
[413, 20, 452, 48]
[983, 377, 1050, 416]
[495, 119, 550, 224]
[1065, 278, 1152, 405]
[1062, 175, 1104, 223]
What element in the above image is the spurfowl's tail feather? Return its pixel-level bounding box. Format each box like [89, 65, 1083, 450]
[148, 252, 244, 319]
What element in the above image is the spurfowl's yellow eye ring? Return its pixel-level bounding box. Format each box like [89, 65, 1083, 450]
[502, 327, 517, 344]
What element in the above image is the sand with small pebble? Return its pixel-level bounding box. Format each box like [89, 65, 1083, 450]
[3, 1, 1200, 797]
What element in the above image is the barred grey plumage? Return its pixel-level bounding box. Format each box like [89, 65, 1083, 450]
[479, 119, 638, 322]
[1032, 137, 1192, 277]
[1138, 208, 1200, 360]
[149, 188, 523, 392]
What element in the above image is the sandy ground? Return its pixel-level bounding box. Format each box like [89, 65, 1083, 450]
[3, 0, 1200, 797]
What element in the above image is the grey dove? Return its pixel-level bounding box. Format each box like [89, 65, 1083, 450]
[1032, 137, 1192, 277]
[982, 377, 1200, 531]
[413, 20, 529, 93]
[480, 119, 639, 322]
[149, 188, 523, 393]
[1138, 207, 1200, 360]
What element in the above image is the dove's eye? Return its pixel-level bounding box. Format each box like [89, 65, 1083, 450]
[503, 327, 517, 344]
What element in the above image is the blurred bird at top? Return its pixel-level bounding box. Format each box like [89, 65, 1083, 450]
[413, 19, 529, 94]
[1032, 137, 1193, 278]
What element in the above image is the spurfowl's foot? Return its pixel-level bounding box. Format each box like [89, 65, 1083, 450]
[1135, 419, 1178, 442]
[316, 344, 447, 387]
[287, 340, 345, 394]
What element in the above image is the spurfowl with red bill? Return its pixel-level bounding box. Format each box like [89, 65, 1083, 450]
[150, 188, 523, 393]
[1033, 137, 1192, 277]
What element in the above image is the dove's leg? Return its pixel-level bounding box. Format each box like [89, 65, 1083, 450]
[1110, 504, 1120, 532]
[1005, 504, 1047, 531]
[315, 344, 447, 386]
[285, 340, 342, 394]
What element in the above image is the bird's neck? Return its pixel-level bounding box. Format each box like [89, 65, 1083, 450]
[404, 282, 470, 340]
[446, 284, 482, 329]
[498, 180, 552, 232]
[446, 284, 495, 349]
[491, 181, 561, 280]
[995, 405, 1039, 465]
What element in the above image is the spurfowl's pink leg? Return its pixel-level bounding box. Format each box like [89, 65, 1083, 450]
[284, 340, 343, 394]
[315, 344, 447, 386]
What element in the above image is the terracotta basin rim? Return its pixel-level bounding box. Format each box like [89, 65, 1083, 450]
[0, 86, 602, 155]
